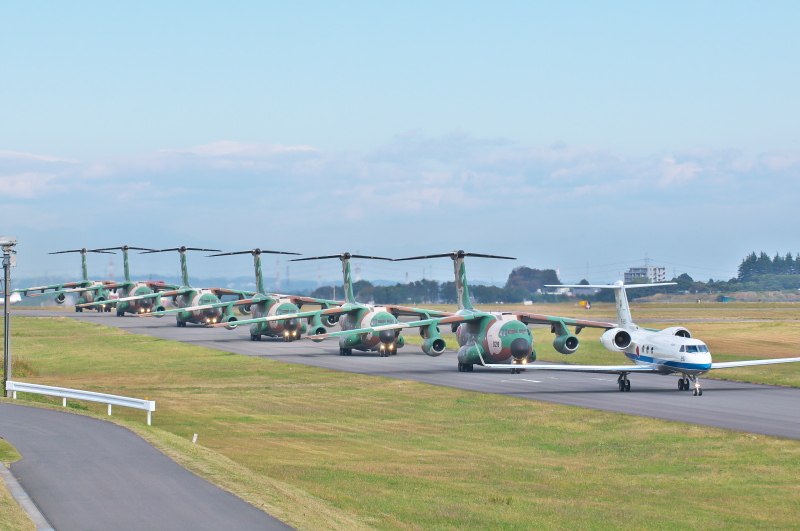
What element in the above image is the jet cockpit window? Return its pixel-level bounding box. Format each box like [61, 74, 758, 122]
[698, 345, 709, 352]
[679, 346, 685, 352]
[686, 345, 699, 353]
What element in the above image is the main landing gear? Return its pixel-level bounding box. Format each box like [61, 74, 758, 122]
[678, 375, 702, 396]
[339, 348, 352, 356]
[457, 362, 473, 372]
[250, 334, 262, 341]
[617, 373, 631, 392]
[176, 321, 187, 327]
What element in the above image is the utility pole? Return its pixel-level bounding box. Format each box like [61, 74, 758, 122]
[2, 236, 18, 396]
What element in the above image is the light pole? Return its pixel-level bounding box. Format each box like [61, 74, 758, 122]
[2, 236, 18, 396]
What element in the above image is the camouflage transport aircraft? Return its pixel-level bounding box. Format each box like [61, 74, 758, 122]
[211, 252, 449, 356]
[79, 246, 250, 326]
[148, 248, 341, 341]
[309, 251, 616, 372]
[9, 248, 117, 312]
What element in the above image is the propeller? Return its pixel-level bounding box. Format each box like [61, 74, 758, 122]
[392, 250, 516, 261]
[139, 246, 222, 254]
[49, 248, 115, 255]
[90, 246, 156, 252]
[206, 248, 301, 257]
[290, 252, 392, 262]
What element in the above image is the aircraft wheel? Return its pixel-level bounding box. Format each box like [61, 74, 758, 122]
[345, 349, 351, 356]
[618, 381, 625, 392]
[697, 388, 703, 396]
[625, 380, 631, 392]
[75, 307, 80, 313]
[338, 348, 344, 356]
[693, 388, 698, 396]
[457, 363, 463, 372]
[467, 364, 473, 372]
[678, 379, 684, 390]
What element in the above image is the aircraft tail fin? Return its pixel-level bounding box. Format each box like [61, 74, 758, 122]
[551, 282, 676, 330]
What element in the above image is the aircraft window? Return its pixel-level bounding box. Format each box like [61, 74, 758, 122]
[686, 345, 699, 353]
[698, 345, 709, 352]
[679, 346, 685, 352]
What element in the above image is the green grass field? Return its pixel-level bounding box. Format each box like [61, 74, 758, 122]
[2, 315, 800, 530]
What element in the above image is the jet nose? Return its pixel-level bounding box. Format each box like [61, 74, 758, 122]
[285, 317, 300, 331]
[510, 337, 530, 360]
[379, 329, 396, 345]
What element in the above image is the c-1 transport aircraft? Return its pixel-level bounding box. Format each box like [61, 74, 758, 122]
[147, 248, 342, 341]
[306, 251, 617, 371]
[7, 248, 117, 311]
[211, 252, 452, 356]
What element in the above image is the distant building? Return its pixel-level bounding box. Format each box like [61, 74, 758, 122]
[624, 265, 666, 283]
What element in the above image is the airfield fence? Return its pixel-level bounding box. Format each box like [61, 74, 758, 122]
[5, 380, 156, 425]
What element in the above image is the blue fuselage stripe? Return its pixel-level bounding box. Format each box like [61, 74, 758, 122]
[625, 352, 711, 372]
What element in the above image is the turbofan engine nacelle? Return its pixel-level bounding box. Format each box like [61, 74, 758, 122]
[223, 316, 238, 330]
[422, 336, 446, 357]
[54, 292, 67, 304]
[660, 326, 692, 338]
[322, 314, 340, 327]
[152, 305, 167, 317]
[600, 328, 632, 352]
[552, 334, 580, 355]
[307, 325, 327, 342]
[238, 304, 252, 316]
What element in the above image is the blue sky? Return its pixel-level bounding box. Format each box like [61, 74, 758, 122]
[2, 2, 798, 285]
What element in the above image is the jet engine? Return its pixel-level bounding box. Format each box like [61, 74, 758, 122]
[322, 314, 340, 327]
[223, 316, 238, 330]
[54, 292, 67, 304]
[660, 326, 692, 338]
[307, 325, 327, 342]
[238, 304, 252, 316]
[552, 333, 580, 355]
[599, 328, 632, 351]
[422, 336, 446, 357]
[152, 305, 167, 317]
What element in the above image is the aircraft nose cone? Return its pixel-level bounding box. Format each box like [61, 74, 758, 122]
[285, 317, 300, 331]
[379, 329, 396, 345]
[510, 337, 530, 360]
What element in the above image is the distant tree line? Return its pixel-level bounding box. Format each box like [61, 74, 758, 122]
[738, 252, 799, 279]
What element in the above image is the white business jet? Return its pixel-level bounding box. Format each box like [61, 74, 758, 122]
[482, 281, 800, 396]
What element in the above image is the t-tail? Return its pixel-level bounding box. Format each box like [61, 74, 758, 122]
[140, 246, 222, 288]
[290, 252, 393, 304]
[206, 248, 301, 294]
[394, 250, 516, 311]
[48, 248, 116, 283]
[89, 246, 154, 284]
[548, 280, 677, 331]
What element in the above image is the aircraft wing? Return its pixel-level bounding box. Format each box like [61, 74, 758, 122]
[269, 294, 345, 308]
[77, 289, 186, 307]
[209, 287, 257, 298]
[384, 304, 454, 318]
[480, 362, 660, 374]
[207, 306, 351, 328]
[149, 297, 256, 316]
[308, 314, 480, 340]
[710, 357, 800, 369]
[512, 312, 616, 330]
[13, 282, 86, 295]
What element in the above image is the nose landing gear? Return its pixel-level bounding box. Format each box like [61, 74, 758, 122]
[678, 375, 702, 395]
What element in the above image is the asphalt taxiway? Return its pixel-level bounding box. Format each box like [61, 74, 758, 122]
[14, 309, 800, 440]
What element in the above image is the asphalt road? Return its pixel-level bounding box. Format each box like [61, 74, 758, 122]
[0, 402, 294, 531]
[13, 309, 800, 440]
[0, 403, 292, 531]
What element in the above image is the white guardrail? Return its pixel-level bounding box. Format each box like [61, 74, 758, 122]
[6, 381, 156, 425]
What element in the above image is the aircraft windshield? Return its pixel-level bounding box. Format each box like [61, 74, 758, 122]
[685, 345, 709, 353]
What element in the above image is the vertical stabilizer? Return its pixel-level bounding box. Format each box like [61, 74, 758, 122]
[254, 252, 265, 294]
[340, 254, 357, 304]
[80, 249, 88, 281]
[612, 281, 636, 330]
[179, 250, 191, 288]
[453, 253, 474, 311]
[122, 249, 131, 283]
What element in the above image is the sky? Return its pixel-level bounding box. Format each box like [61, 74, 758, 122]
[1, 1, 798, 286]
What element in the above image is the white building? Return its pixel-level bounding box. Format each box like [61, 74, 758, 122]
[624, 265, 666, 283]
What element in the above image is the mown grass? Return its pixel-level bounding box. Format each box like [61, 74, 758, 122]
[2, 316, 800, 529]
[0, 439, 35, 531]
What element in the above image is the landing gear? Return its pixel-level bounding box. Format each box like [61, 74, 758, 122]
[105, 306, 112, 312]
[458, 362, 473, 372]
[116, 311, 124, 317]
[510, 367, 524, 374]
[678, 376, 692, 391]
[617, 373, 631, 392]
[339, 348, 352, 356]
[177, 321, 186, 327]
[75, 307, 83, 313]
